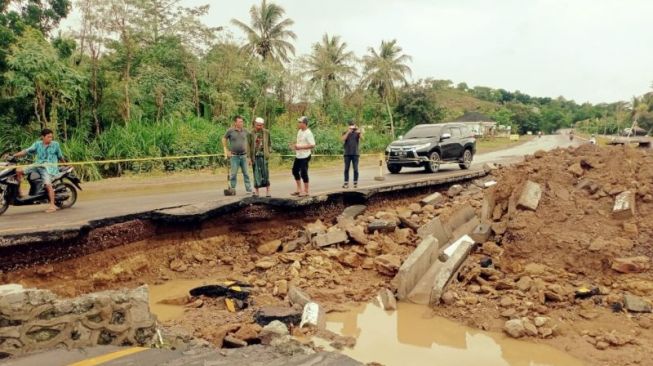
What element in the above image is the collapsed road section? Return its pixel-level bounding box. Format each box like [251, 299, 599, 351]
[1, 144, 652, 366]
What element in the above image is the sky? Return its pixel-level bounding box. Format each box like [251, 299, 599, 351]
[62, 0, 653, 104]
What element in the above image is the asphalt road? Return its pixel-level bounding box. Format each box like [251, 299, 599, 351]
[0, 135, 577, 234]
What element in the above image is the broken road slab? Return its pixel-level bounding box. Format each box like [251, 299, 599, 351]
[392, 235, 440, 299]
[517, 180, 542, 211]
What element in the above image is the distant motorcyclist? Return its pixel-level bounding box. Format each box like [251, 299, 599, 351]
[9, 129, 65, 213]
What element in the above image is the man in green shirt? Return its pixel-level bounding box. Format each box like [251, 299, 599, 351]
[221, 115, 252, 194]
[248, 117, 272, 197]
[11, 128, 65, 213]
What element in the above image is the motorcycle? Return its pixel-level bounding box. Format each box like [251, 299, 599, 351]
[0, 155, 82, 215]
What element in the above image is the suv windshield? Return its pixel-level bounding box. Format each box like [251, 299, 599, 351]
[404, 125, 442, 139]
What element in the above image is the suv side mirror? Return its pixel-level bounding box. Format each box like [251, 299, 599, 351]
[398, 135, 404, 140]
[441, 133, 451, 141]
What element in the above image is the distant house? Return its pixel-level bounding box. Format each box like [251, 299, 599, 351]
[450, 112, 498, 137]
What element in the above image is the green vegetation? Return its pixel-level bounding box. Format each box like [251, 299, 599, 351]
[1, 0, 652, 181]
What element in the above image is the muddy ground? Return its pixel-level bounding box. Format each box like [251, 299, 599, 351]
[2, 144, 652, 366]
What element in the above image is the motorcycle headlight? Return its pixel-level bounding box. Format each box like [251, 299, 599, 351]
[412, 143, 431, 151]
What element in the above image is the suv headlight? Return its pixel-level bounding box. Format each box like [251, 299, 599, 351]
[412, 143, 431, 151]
[385, 146, 392, 153]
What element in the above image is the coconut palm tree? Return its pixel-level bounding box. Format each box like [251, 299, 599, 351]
[303, 34, 357, 108]
[362, 39, 412, 138]
[230, 0, 296, 63]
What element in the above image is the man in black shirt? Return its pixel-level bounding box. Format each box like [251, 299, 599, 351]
[341, 120, 363, 189]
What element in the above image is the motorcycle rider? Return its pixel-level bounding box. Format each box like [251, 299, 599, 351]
[8, 128, 65, 213]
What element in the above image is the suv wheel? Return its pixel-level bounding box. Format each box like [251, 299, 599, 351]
[459, 149, 473, 170]
[387, 164, 402, 174]
[425, 151, 441, 173]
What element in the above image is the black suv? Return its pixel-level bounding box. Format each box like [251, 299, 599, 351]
[385, 123, 476, 174]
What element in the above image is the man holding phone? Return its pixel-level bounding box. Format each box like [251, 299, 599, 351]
[341, 120, 363, 189]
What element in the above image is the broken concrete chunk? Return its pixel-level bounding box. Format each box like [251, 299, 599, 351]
[344, 225, 368, 245]
[612, 256, 651, 274]
[484, 181, 497, 188]
[368, 220, 397, 234]
[399, 216, 420, 231]
[613, 191, 636, 219]
[504, 319, 525, 338]
[431, 235, 475, 304]
[470, 223, 492, 244]
[300, 302, 326, 329]
[223, 335, 248, 348]
[259, 320, 289, 345]
[305, 220, 328, 241]
[567, 163, 584, 177]
[421, 192, 446, 206]
[517, 180, 542, 211]
[483, 162, 498, 171]
[447, 184, 464, 197]
[417, 217, 451, 247]
[337, 252, 364, 268]
[282, 236, 308, 253]
[445, 205, 476, 233]
[392, 236, 439, 299]
[624, 294, 652, 313]
[338, 205, 367, 223]
[254, 306, 303, 327]
[376, 288, 397, 311]
[288, 286, 312, 308]
[313, 230, 348, 248]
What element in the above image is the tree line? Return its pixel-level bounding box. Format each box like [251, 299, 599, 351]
[1, 0, 651, 179]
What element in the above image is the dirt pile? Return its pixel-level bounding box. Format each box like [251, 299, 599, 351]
[436, 144, 653, 366]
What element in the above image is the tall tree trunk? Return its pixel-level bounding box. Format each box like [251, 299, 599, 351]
[91, 56, 101, 136]
[384, 94, 395, 139]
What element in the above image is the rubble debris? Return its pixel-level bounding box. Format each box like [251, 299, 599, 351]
[470, 223, 492, 244]
[447, 184, 464, 197]
[300, 302, 326, 329]
[368, 220, 397, 233]
[313, 230, 348, 248]
[257, 239, 282, 255]
[611, 256, 651, 274]
[517, 180, 542, 211]
[374, 254, 402, 276]
[421, 192, 446, 206]
[259, 320, 289, 345]
[623, 294, 652, 313]
[305, 220, 328, 241]
[504, 319, 525, 338]
[612, 191, 636, 219]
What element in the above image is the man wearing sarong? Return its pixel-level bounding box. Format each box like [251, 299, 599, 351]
[248, 117, 272, 197]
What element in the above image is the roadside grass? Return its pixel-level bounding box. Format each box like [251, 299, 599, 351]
[475, 135, 533, 154]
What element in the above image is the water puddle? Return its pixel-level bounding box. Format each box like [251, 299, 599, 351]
[324, 303, 584, 366]
[149, 279, 210, 322]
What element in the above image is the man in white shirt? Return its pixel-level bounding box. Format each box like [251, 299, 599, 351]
[290, 116, 316, 196]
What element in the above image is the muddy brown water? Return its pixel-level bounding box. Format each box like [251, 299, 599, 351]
[149, 281, 583, 366]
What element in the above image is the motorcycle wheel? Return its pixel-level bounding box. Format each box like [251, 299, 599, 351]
[55, 183, 77, 209]
[0, 188, 8, 215]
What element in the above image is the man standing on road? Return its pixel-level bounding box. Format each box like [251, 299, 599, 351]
[9, 128, 65, 213]
[341, 120, 363, 189]
[248, 117, 272, 197]
[222, 115, 252, 195]
[290, 116, 315, 197]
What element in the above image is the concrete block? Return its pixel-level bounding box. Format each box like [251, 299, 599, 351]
[305, 220, 327, 241]
[288, 286, 312, 307]
[313, 230, 348, 248]
[431, 235, 475, 305]
[421, 192, 446, 206]
[480, 193, 496, 224]
[471, 223, 492, 244]
[447, 184, 464, 197]
[368, 220, 397, 233]
[338, 205, 367, 223]
[484, 162, 498, 171]
[255, 306, 303, 327]
[406, 261, 444, 305]
[445, 204, 476, 233]
[613, 191, 636, 219]
[392, 236, 440, 299]
[399, 216, 420, 231]
[517, 181, 542, 211]
[417, 217, 451, 248]
[451, 217, 480, 240]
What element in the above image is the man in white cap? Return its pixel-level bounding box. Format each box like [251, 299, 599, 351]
[290, 116, 315, 196]
[248, 117, 272, 197]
